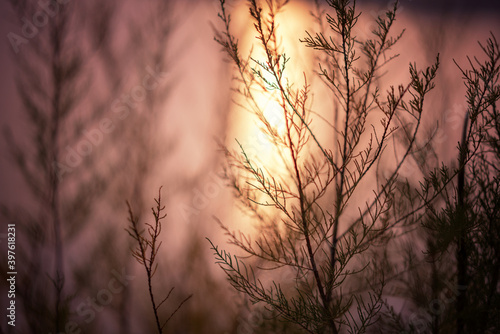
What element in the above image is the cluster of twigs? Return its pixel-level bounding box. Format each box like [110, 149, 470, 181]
[208, 0, 446, 332]
[126, 187, 192, 334]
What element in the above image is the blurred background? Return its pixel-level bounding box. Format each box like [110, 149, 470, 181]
[0, 0, 499, 333]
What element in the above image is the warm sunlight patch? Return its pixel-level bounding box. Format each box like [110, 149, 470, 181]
[262, 97, 286, 135]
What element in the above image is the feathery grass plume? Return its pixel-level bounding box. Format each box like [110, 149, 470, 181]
[0, 1, 118, 332]
[126, 187, 192, 334]
[209, 0, 441, 332]
[384, 33, 500, 334]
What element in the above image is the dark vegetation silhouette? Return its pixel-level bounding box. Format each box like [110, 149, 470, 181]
[126, 187, 192, 334]
[1, 0, 233, 332]
[377, 34, 500, 334]
[1, 1, 120, 332]
[0, 0, 197, 333]
[0, 0, 498, 333]
[209, 0, 500, 333]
